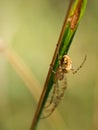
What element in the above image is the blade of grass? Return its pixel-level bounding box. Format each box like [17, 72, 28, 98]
[30, 0, 88, 130]
[1, 47, 41, 101]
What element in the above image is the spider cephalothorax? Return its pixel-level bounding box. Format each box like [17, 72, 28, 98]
[61, 55, 72, 73]
[54, 55, 72, 82]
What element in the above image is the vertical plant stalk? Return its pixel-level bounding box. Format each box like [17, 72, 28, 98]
[30, 0, 87, 129]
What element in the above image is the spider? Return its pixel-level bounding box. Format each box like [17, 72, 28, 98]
[41, 55, 87, 119]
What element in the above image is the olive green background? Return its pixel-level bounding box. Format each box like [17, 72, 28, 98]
[0, 0, 97, 130]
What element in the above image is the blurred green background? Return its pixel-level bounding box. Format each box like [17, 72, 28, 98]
[0, 0, 97, 130]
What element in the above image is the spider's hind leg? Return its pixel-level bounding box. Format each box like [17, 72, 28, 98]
[71, 55, 87, 74]
[40, 81, 60, 119]
[44, 82, 58, 109]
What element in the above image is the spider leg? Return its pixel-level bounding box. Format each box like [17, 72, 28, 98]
[71, 55, 87, 74]
[50, 53, 62, 74]
[41, 85, 66, 119]
[41, 91, 61, 119]
[40, 76, 67, 119]
[59, 75, 67, 98]
[41, 82, 59, 119]
[44, 83, 57, 108]
[40, 81, 60, 119]
[40, 100, 59, 119]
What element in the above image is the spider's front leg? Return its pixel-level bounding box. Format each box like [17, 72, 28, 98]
[71, 55, 87, 74]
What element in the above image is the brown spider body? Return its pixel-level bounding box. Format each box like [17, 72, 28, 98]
[54, 55, 72, 82]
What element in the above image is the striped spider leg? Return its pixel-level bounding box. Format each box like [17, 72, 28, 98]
[41, 55, 86, 119]
[71, 55, 87, 74]
[43, 82, 59, 109]
[41, 76, 67, 119]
